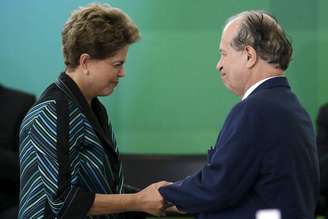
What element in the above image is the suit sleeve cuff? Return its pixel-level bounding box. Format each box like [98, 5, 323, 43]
[61, 187, 95, 219]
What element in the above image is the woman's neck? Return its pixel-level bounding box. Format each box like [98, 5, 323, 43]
[65, 70, 93, 106]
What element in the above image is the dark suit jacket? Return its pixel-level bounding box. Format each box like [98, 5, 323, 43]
[0, 85, 35, 210]
[160, 77, 319, 219]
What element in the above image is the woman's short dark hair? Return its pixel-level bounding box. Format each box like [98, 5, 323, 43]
[62, 3, 140, 70]
[227, 10, 292, 70]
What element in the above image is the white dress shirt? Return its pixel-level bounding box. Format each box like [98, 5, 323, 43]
[241, 76, 284, 100]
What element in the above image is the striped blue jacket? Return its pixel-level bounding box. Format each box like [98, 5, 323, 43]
[19, 73, 135, 219]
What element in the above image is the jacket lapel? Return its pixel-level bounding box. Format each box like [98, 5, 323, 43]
[55, 73, 119, 162]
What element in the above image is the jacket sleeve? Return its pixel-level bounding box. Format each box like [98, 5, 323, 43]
[29, 100, 95, 219]
[159, 103, 265, 214]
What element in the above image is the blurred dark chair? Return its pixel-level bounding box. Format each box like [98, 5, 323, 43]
[121, 154, 207, 217]
[0, 85, 35, 219]
[121, 154, 207, 189]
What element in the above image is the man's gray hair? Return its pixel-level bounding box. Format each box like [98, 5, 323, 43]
[226, 10, 292, 70]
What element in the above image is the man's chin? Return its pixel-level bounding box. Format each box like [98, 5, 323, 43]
[223, 83, 239, 96]
[223, 82, 231, 91]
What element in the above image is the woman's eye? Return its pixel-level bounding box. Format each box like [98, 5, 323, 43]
[113, 62, 124, 68]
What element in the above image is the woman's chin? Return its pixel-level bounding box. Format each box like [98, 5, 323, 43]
[100, 87, 115, 97]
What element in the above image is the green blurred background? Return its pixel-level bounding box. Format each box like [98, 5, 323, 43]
[1, 0, 327, 154]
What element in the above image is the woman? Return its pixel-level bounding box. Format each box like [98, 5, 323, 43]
[19, 3, 167, 219]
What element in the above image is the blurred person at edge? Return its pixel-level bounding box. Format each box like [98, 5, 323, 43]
[0, 85, 35, 219]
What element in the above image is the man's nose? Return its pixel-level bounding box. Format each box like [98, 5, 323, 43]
[216, 61, 223, 72]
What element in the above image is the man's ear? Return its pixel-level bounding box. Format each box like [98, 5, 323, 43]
[79, 53, 91, 75]
[245, 45, 257, 68]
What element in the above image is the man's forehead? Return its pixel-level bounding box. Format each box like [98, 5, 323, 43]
[219, 19, 240, 45]
[223, 16, 242, 34]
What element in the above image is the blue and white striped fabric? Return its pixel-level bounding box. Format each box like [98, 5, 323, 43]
[18, 76, 125, 219]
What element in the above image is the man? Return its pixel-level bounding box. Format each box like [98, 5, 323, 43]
[159, 10, 319, 219]
[0, 84, 35, 219]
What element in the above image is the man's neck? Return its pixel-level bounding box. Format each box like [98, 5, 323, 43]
[241, 63, 284, 98]
[241, 60, 284, 97]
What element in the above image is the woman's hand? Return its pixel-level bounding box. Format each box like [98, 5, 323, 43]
[136, 181, 171, 216]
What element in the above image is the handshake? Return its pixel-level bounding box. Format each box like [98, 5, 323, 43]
[134, 181, 185, 217]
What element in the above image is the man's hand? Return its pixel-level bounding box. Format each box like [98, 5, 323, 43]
[136, 181, 170, 216]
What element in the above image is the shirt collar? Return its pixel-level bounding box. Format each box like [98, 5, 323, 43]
[241, 76, 284, 100]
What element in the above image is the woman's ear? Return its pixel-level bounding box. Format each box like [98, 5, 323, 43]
[245, 45, 257, 68]
[79, 53, 91, 75]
